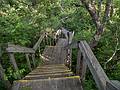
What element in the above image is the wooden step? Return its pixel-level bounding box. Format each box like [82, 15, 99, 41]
[29, 70, 71, 75]
[23, 72, 73, 80]
[23, 64, 73, 80]
[42, 46, 67, 65]
[31, 64, 70, 74]
[12, 76, 83, 90]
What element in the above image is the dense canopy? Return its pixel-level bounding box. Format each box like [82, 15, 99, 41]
[0, 0, 120, 90]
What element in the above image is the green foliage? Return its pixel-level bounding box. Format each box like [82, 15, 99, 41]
[0, 81, 7, 90]
[0, 0, 120, 90]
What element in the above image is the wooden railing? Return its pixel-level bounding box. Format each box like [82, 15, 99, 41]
[0, 45, 11, 89]
[0, 31, 58, 90]
[65, 40, 120, 90]
[2, 31, 56, 80]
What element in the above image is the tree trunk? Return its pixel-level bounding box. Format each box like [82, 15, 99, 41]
[80, 0, 112, 48]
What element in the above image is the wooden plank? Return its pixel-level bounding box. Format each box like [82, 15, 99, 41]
[31, 54, 36, 68]
[33, 33, 45, 51]
[106, 80, 120, 90]
[25, 54, 32, 71]
[64, 41, 78, 49]
[9, 53, 21, 79]
[76, 49, 81, 75]
[6, 44, 35, 53]
[24, 72, 73, 80]
[12, 76, 82, 90]
[80, 56, 87, 82]
[76, 42, 87, 81]
[79, 41, 110, 90]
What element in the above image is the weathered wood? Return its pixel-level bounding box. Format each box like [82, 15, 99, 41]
[76, 49, 81, 75]
[9, 53, 21, 79]
[31, 54, 36, 68]
[33, 33, 45, 51]
[9, 53, 19, 71]
[6, 44, 35, 53]
[79, 41, 110, 90]
[106, 80, 120, 90]
[23, 64, 72, 80]
[12, 76, 83, 90]
[64, 41, 78, 49]
[25, 54, 32, 71]
[76, 42, 87, 82]
[80, 56, 87, 82]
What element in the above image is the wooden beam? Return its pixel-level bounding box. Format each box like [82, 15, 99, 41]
[106, 80, 120, 90]
[76, 48, 87, 82]
[79, 41, 110, 90]
[9, 53, 21, 79]
[25, 54, 32, 71]
[33, 34, 45, 51]
[6, 44, 35, 53]
[31, 54, 36, 68]
[76, 49, 81, 75]
[64, 40, 78, 49]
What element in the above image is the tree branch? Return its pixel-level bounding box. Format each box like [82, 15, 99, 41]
[103, 0, 112, 24]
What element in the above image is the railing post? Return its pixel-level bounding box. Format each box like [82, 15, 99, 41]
[77, 41, 87, 82]
[31, 54, 36, 68]
[9, 53, 21, 79]
[25, 54, 32, 71]
[76, 42, 81, 75]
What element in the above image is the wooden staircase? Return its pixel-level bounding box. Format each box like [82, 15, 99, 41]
[12, 76, 82, 90]
[23, 64, 73, 80]
[12, 64, 83, 90]
[1, 30, 120, 90]
[12, 44, 83, 90]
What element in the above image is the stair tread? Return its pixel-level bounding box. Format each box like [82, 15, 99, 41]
[29, 70, 71, 75]
[12, 76, 83, 90]
[23, 72, 73, 80]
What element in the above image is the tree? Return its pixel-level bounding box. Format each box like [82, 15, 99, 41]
[80, 0, 113, 48]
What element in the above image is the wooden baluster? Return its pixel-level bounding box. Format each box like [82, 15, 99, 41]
[65, 48, 72, 70]
[9, 53, 21, 79]
[45, 33, 48, 45]
[49, 37, 52, 46]
[38, 45, 41, 60]
[79, 54, 87, 82]
[31, 54, 36, 68]
[25, 54, 32, 71]
[69, 49, 72, 70]
[78, 42, 87, 83]
[76, 49, 81, 75]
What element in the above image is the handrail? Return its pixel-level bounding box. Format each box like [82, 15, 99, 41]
[79, 41, 110, 90]
[5, 31, 57, 79]
[6, 44, 35, 53]
[65, 40, 120, 90]
[33, 33, 46, 51]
